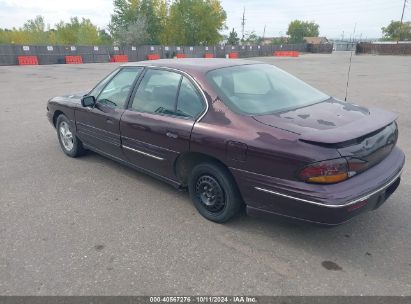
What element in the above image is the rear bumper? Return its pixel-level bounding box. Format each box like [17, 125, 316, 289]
[231, 147, 405, 225]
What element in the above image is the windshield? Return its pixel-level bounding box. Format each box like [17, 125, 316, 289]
[206, 64, 329, 115]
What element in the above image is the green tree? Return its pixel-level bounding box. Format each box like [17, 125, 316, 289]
[77, 19, 102, 45]
[109, 0, 167, 45]
[271, 36, 288, 45]
[55, 17, 101, 45]
[0, 29, 11, 44]
[115, 15, 150, 45]
[162, 0, 226, 45]
[227, 28, 239, 45]
[0, 16, 107, 45]
[23, 15, 46, 32]
[98, 29, 113, 45]
[22, 15, 49, 44]
[286, 20, 319, 43]
[0, 16, 49, 44]
[109, 0, 141, 32]
[381, 20, 411, 41]
[139, 0, 166, 44]
[243, 31, 261, 44]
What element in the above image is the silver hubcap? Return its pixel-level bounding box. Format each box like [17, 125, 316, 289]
[59, 121, 74, 151]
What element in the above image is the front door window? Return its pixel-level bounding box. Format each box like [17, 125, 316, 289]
[97, 68, 142, 108]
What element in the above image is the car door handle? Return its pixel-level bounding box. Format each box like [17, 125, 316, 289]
[106, 119, 114, 124]
[166, 132, 178, 139]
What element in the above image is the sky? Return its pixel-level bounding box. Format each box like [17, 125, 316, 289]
[0, 0, 409, 39]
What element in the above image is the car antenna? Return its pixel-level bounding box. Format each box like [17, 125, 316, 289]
[344, 22, 356, 101]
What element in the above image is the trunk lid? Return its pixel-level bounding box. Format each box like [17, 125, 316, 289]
[253, 98, 398, 172]
[253, 98, 397, 145]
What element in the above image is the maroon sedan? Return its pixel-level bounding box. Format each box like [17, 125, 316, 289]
[47, 59, 404, 225]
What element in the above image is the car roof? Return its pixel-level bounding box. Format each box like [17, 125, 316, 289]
[121, 58, 264, 75]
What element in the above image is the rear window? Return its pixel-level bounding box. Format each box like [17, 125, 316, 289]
[206, 64, 329, 115]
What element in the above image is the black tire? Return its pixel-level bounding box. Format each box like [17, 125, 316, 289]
[188, 162, 243, 223]
[56, 114, 85, 158]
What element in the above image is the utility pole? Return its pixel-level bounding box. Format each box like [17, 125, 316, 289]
[352, 23, 356, 42]
[398, 0, 407, 43]
[262, 25, 266, 40]
[241, 7, 246, 41]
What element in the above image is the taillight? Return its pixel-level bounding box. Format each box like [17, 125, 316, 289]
[298, 158, 349, 184]
[347, 158, 368, 175]
[298, 157, 370, 184]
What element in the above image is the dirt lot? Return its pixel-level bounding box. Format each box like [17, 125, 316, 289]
[0, 52, 410, 295]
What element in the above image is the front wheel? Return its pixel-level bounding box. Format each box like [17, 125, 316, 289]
[188, 162, 243, 223]
[56, 114, 85, 157]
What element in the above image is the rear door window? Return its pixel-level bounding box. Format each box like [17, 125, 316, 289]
[131, 69, 182, 115]
[176, 77, 205, 119]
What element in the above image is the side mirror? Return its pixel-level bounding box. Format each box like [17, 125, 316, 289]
[81, 95, 96, 107]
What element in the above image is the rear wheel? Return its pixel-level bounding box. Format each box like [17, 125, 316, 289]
[188, 162, 242, 223]
[56, 114, 85, 157]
